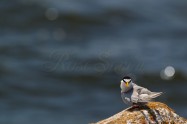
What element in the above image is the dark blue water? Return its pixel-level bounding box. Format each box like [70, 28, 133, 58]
[1, 0, 187, 123]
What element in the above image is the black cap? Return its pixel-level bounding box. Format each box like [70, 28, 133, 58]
[122, 76, 131, 80]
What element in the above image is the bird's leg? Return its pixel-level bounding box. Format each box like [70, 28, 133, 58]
[127, 103, 140, 111]
[132, 103, 140, 108]
[131, 102, 148, 110]
[127, 103, 140, 110]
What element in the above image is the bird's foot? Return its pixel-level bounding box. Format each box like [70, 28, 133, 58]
[132, 104, 140, 109]
[127, 104, 140, 111]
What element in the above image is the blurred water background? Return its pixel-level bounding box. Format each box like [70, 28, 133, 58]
[1, 0, 187, 123]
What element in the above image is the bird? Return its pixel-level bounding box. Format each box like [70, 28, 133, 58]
[120, 76, 162, 107]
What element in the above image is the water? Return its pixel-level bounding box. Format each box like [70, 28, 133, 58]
[1, 0, 187, 123]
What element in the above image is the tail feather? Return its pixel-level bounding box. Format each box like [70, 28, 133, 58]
[150, 92, 162, 98]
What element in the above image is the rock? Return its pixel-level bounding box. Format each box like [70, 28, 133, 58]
[94, 102, 187, 124]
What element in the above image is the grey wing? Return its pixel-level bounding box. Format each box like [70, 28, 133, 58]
[136, 85, 162, 100]
[139, 87, 152, 95]
[131, 84, 153, 103]
[131, 87, 139, 103]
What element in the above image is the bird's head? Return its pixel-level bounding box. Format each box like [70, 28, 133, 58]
[121, 76, 132, 87]
[120, 76, 133, 91]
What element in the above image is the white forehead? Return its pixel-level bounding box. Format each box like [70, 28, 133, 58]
[123, 79, 131, 82]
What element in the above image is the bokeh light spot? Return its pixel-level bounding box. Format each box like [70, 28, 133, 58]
[160, 66, 175, 80]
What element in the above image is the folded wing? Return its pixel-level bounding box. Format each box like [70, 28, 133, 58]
[131, 84, 162, 103]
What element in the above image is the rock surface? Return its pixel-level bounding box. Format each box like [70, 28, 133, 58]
[94, 102, 187, 124]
